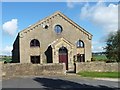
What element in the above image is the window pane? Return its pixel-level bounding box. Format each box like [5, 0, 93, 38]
[76, 40, 84, 48]
[30, 39, 40, 47]
[54, 25, 62, 34]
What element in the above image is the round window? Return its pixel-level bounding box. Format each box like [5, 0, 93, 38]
[54, 25, 62, 34]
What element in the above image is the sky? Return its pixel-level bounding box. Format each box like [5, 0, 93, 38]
[1, 1, 119, 56]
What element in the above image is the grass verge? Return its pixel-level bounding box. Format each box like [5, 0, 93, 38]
[78, 72, 120, 78]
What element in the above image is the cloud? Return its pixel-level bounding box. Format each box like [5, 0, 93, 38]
[92, 41, 99, 45]
[80, 2, 118, 33]
[92, 40, 106, 52]
[66, 0, 85, 8]
[92, 46, 105, 52]
[67, 1, 78, 8]
[2, 19, 18, 36]
[0, 46, 13, 56]
[67, 2, 74, 8]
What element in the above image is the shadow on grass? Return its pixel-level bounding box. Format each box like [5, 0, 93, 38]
[33, 77, 117, 90]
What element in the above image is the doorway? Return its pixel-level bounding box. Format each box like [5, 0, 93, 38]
[59, 46, 68, 70]
[45, 45, 53, 63]
[77, 54, 85, 62]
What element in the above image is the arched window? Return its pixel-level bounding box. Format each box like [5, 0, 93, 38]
[30, 39, 40, 47]
[54, 25, 63, 34]
[76, 40, 84, 48]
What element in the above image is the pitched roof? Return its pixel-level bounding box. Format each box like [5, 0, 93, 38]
[19, 11, 92, 38]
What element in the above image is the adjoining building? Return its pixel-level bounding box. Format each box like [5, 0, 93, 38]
[12, 11, 92, 70]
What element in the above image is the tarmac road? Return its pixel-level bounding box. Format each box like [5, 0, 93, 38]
[2, 75, 120, 90]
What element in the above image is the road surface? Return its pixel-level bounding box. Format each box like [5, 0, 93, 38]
[2, 75, 119, 90]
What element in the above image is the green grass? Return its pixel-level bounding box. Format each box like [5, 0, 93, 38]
[92, 54, 108, 61]
[1, 57, 12, 63]
[78, 72, 120, 78]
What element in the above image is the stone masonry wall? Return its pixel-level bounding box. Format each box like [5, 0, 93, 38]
[19, 12, 92, 64]
[2, 63, 66, 78]
[76, 62, 119, 73]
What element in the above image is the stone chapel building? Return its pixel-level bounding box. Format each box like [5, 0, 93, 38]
[12, 11, 92, 70]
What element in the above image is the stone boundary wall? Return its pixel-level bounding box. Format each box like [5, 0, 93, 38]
[76, 62, 119, 73]
[2, 63, 66, 78]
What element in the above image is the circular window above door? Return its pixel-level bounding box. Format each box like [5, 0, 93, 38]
[54, 25, 63, 34]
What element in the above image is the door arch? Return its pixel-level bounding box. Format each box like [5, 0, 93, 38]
[59, 46, 68, 70]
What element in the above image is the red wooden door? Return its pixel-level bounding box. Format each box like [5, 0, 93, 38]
[59, 47, 68, 70]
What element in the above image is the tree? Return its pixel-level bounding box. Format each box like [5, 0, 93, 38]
[104, 30, 120, 62]
[117, 30, 120, 61]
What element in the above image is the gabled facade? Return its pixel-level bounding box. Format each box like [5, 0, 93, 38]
[12, 11, 92, 70]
